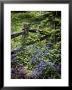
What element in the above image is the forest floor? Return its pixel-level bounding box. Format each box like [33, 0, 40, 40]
[11, 11, 61, 79]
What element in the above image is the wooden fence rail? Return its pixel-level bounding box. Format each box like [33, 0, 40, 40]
[11, 31, 25, 38]
[11, 24, 50, 60]
[11, 29, 49, 39]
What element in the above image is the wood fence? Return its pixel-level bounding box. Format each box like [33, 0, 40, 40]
[11, 24, 50, 60]
[11, 24, 61, 78]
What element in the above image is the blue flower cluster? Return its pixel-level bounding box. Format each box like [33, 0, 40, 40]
[31, 45, 49, 64]
[30, 60, 60, 79]
[31, 60, 48, 78]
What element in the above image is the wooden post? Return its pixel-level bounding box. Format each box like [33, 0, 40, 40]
[22, 24, 29, 48]
[22, 24, 30, 36]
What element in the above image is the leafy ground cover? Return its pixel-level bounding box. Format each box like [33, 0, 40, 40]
[11, 11, 61, 79]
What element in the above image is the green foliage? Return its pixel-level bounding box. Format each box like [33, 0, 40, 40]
[11, 11, 61, 79]
[40, 66, 61, 79]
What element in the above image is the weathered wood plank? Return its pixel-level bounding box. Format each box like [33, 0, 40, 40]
[11, 29, 49, 39]
[29, 29, 47, 35]
[11, 31, 25, 39]
[29, 29, 40, 33]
